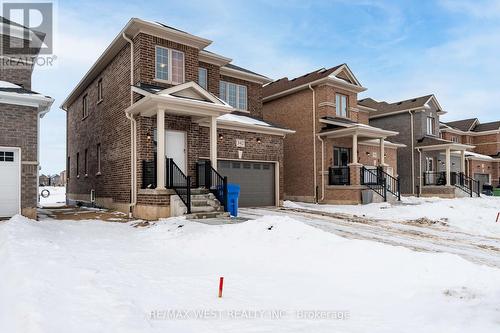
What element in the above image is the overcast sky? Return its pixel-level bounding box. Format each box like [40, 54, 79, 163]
[28, 0, 500, 174]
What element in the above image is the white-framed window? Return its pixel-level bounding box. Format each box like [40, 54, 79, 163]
[97, 78, 103, 103]
[425, 157, 434, 172]
[219, 81, 247, 110]
[451, 136, 459, 143]
[335, 93, 348, 117]
[155, 46, 184, 84]
[198, 67, 208, 89]
[427, 116, 435, 135]
[82, 94, 88, 119]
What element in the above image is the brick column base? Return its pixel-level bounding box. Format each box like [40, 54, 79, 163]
[349, 163, 362, 185]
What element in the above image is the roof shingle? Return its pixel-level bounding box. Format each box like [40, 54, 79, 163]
[359, 95, 435, 117]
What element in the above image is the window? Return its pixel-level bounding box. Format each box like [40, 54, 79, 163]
[82, 95, 88, 119]
[97, 78, 103, 102]
[84, 149, 88, 176]
[155, 46, 184, 84]
[335, 94, 348, 117]
[67, 156, 70, 179]
[451, 136, 459, 143]
[76, 152, 80, 177]
[333, 147, 351, 166]
[425, 157, 434, 172]
[198, 67, 207, 89]
[96, 144, 101, 174]
[427, 116, 435, 135]
[0, 151, 14, 162]
[219, 81, 248, 110]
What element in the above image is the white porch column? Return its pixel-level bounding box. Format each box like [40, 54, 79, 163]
[209, 116, 218, 170]
[379, 137, 385, 166]
[157, 108, 166, 189]
[460, 150, 466, 174]
[445, 147, 451, 186]
[352, 133, 358, 164]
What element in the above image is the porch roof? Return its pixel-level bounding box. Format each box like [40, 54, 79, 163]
[125, 81, 234, 118]
[415, 136, 475, 151]
[318, 122, 398, 139]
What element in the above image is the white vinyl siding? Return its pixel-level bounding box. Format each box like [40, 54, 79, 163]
[335, 93, 348, 117]
[155, 46, 184, 84]
[198, 67, 208, 89]
[219, 81, 248, 110]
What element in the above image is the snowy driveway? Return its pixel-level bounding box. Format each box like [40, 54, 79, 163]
[239, 206, 500, 268]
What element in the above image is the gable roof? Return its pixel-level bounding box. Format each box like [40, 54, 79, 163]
[473, 121, 500, 132]
[263, 64, 364, 100]
[360, 94, 442, 118]
[443, 118, 478, 131]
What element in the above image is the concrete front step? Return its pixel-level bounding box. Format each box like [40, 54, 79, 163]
[186, 211, 230, 219]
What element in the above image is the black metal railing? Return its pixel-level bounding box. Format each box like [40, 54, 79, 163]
[196, 160, 228, 211]
[167, 158, 191, 214]
[361, 166, 387, 201]
[451, 172, 480, 197]
[328, 166, 350, 185]
[378, 168, 401, 201]
[423, 171, 447, 186]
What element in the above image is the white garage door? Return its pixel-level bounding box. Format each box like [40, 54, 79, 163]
[0, 148, 20, 217]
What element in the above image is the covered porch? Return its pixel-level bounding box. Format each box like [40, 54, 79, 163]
[317, 119, 402, 203]
[125, 82, 234, 217]
[416, 137, 479, 197]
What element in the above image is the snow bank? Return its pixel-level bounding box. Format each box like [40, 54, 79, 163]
[1, 214, 500, 332]
[39, 186, 66, 207]
[285, 196, 500, 237]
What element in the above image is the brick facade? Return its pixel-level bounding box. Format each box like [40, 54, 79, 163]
[65, 21, 283, 218]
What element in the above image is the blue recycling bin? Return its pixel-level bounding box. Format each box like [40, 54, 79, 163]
[227, 183, 240, 217]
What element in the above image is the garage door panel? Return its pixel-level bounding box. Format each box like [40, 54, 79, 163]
[0, 148, 20, 217]
[218, 160, 275, 207]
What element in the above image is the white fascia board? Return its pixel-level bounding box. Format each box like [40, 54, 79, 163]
[220, 66, 272, 84]
[0, 91, 53, 111]
[199, 50, 232, 66]
[199, 120, 295, 136]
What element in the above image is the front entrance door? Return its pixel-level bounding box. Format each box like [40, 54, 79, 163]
[166, 130, 187, 173]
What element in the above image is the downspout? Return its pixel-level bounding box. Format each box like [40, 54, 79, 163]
[123, 33, 137, 215]
[417, 148, 422, 196]
[318, 135, 325, 201]
[409, 110, 415, 194]
[308, 84, 317, 203]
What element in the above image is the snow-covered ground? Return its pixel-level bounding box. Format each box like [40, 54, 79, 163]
[39, 186, 66, 207]
[284, 196, 500, 237]
[1, 214, 500, 332]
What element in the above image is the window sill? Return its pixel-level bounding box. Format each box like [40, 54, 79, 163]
[233, 109, 250, 113]
[81, 115, 88, 121]
[97, 99, 103, 105]
[76, 175, 80, 179]
[154, 78, 183, 85]
[84, 174, 88, 178]
[96, 172, 102, 177]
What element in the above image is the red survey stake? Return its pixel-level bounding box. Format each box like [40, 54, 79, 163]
[218, 277, 224, 298]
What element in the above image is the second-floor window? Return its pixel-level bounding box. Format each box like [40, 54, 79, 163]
[155, 46, 184, 84]
[335, 93, 348, 117]
[220, 81, 247, 110]
[427, 116, 435, 135]
[96, 143, 101, 174]
[198, 67, 208, 89]
[451, 136, 459, 143]
[82, 94, 88, 119]
[84, 149, 88, 176]
[76, 152, 80, 177]
[97, 78, 103, 103]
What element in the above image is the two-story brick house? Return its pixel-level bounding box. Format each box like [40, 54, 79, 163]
[363, 95, 477, 198]
[263, 65, 403, 204]
[0, 17, 54, 219]
[440, 118, 500, 188]
[62, 18, 293, 220]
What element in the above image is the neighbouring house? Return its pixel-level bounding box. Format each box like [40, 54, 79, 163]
[362, 95, 478, 198]
[39, 174, 49, 186]
[61, 18, 293, 220]
[262, 65, 404, 205]
[0, 17, 54, 219]
[440, 118, 500, 189]
[59, 170, 67, 186]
